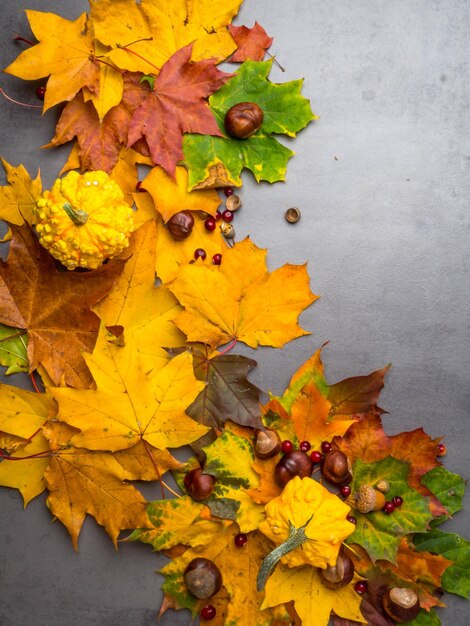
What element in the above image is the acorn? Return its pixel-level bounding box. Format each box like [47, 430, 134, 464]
[375, 479, 390, 493]
[183, 558, 222, 600]
[254, 429, 281, 460]
[220, 222, 235, 239]
[321, 450, 352, 486]
[383, 587, 421, 623]
[274, 450, 314, 488]
[351, 484, 386, 513]
[224, 101, 264, 139]
[319, 551, 355, 589]
[184, 467, 216, 501]
[166, 210, 194, 240]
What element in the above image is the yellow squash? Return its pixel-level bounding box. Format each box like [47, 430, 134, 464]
[34, 170, 135, 270]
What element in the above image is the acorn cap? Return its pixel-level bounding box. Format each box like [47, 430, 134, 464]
[353, 484, 386, 513]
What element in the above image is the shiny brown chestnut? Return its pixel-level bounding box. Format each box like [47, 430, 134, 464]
[383, 587, 420, 623]
[274, 450, 313, 488]
[254, 429, 281, 460]
[319, 552, 355, 589]
[166, 210, 194, 240]
[224, 102, 264, 139]
[321, 450, 352, 486]
[184, 467, 216, 501]
[183, 557, 222, 599]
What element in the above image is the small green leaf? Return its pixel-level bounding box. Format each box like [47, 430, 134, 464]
[0, 324, 28, 375]
[347, 457, 432, 562]
[139, 74, 155, 89]
[413, 529, 470, 598]
[407, 609, 441, 626]
[421, 466, 465, 517]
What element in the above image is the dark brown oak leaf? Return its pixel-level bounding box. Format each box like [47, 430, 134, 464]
[228, 22, 273, 62]
[0, 226, 124, 388]
[186, 347, 263, 431]
[127, 44, 233, 175]
[45, 74, 147, 173]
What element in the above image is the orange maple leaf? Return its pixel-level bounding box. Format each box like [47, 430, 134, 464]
[169, 237, 317, 349]
[228, 22, 273, 62]
[0, 226, 124, 388]
[127, 44, 233, 175]
[45, 74, 147, 173]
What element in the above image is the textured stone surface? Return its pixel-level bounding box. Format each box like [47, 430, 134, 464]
[0, 0, 469, 624]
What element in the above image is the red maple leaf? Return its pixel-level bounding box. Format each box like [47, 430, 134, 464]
[228, 22, 273, 62]
[127, 44, 233, 176]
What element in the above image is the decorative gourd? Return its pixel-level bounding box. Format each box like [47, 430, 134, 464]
[257, 476, 356, 590]
[34, 170, 135, 270]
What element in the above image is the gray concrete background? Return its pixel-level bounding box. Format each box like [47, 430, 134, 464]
[0, 0, 469, 624]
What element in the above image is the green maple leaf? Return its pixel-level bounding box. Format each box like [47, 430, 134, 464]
[413, 528, 470, 598]
[129, 495, 222, 551]
[187, 349, 263, 431]
[0, 324, 28, 375]
[183, 60, 316, 188]
[202, 428, 264, 531]
[407, 610, 442, 626]
[421, 466, 466, 519]
[346, 457, 432, 562]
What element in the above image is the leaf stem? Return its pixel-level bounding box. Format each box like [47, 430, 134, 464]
[142, 439, 181, 499]
[218, 337, 237, 355]
[13, 34, 36, 46]
[0, 329, 27, 344]
[30, 371, 41, 394]
[116, 42, 161, 73]
[0, 88, 42, 109]
[257, 515, 313, 591]
[266, 51, 285, 72]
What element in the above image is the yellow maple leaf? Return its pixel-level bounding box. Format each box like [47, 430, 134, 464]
[49, 325, 208, 452]
[160, 524, 293, 625]
[90, 41, 124, 120]
[262, 565, 365, 626]
[0, 159, 41, 226]
[155, 212, 228, 284]
[94, 220, 186, 373]
[142, 165, 221, 222]
[44, 442, 151, 549]
[169, 237, 318, 349]
[0, 384, 53, 504]
[89, 0, 239, 74]
[4, 11, 99, 112]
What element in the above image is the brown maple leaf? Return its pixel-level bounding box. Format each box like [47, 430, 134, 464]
[0, 225, 124, 388]
[228, 22, 273, 62]
[127, 44, 233, 175]
[45, 74, 147, 173]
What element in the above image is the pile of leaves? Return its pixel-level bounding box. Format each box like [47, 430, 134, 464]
[0, 1, 468, 625]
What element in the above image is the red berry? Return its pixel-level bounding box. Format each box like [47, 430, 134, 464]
[212, 253, 222, 265]
[194, 248, 207, 261]
[204, 217, 217, 231]
[281, 440, 293, 453]
[437, 443, 447, 457]
[200, 605, 216, 620]
[346, 514, 357, 525]
[321, 441, 332, 454]
[310, 450, 323, 464]
[36, 85, 46, 100]
[223, 187, 234, 197]
[215, 210, 222, 220]
[383, 501, 395, 514]
[354, 581, 368, 594]
[234, 533, 247, 547]
[299, 440, 311, 452]
[340, 485, 351, 498]
[221, 209, 234, 222]
[392, 496, 403, 507]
